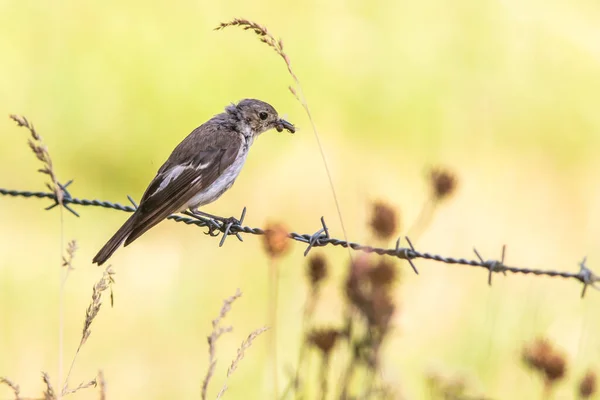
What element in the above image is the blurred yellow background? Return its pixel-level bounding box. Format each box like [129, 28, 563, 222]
[1, 0, 599, 398]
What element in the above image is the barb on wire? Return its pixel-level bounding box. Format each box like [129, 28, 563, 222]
[473, 245, 507, 286]
[1, 186, 598, 297]
[303, 217, 330, 256]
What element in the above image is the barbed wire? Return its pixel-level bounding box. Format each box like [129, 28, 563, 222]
[1, 182, 598, 298]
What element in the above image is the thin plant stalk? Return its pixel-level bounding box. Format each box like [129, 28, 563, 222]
[319, 355, 330, 400]
[406, 198, 436, 241]
[294, 289, 320, 398]
[215, 19, 351, 261]
[269, 257, 280, 398]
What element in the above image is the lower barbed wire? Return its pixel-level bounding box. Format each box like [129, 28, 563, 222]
[1, 186, 597, 297]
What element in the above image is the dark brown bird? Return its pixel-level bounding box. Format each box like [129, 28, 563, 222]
[93, 99, 294, 265]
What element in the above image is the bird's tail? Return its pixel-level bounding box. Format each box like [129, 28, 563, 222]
[93, 213, 138, 266]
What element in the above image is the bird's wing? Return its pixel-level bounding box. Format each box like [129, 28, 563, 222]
[123, 137, 242, 246]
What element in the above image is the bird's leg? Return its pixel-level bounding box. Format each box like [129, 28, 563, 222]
[188, 208, 242, 226]
[189, 208, 225, 221]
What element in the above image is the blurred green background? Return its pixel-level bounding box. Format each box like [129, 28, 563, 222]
[1, 0, 599, 398]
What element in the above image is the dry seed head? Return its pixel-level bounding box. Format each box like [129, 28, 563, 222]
[522, 338, 567, 384]
[307, 328, 339, 356]
[522, 338, 553, 371]
[543, 352, 566, 383]
[307, 253, 328, 287]
[345, 255, 371, 309]
[82, 266, 115, 346]
[579, 370, 597, 398]
[369, 287, 396, 331]
[226, 327, 269, 378]
[42, 372, 56, 400]
[368, 260, 398, 288]
[263, 222, 290, 258]
[215, 18, 299, 83]
[62, 239, 78, 270]
[98, 371, 106, 400]
[0, 377, 20, 399]
[429, 167, 457, 201]
[10, 114, 63, 205]
[370, 201, 398, 240]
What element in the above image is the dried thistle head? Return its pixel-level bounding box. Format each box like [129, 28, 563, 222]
[522, 338, 553, 371]
[307, 253, 328, 287]
[345, 256, 397, 334]
[368, 287, 396, 332]
[369, 201, 398, 240]
[522, 338, 567, 385]
[262, 222, 290, 258]
[429, 167, 457, 201]
[307, 328, 339, 356]
[345, 255, 371, 309]
[368, 260, 398, 288]
[579, 370, 597, 399]
[543, 353, 566, 383]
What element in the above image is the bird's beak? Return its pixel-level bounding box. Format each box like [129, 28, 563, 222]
[276, 118, 295, 134]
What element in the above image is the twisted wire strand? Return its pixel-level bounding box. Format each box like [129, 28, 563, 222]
[1, 186, 597, 297]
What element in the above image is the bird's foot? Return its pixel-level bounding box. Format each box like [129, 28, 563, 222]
[188, 209, 241, 226]
[191, 208, 247, 246]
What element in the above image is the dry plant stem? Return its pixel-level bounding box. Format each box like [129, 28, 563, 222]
[543, 381, 554, 400]
[319, 355, 330, 400]
[61, 379, 97, 396]
[0, 377, 21, 400]
[57, 210, 65, 400]
[201, 289, 242, 400]
[9, 115, 67, 400]
[8, 115, 62, 204]
[269, 258, 280, 399]
[406, 197, 436, 241]
[215, 19, 352, 261]
[42, 372, 56, 400]
[339, 316, 361, 400]
[294, 289, 320, 398]
[63, 266, 114, 396]
[339, 355, 357, 400]
[98, 371, 106, 400]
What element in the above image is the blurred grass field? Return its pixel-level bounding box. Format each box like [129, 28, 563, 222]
[1, 0, 599, 398]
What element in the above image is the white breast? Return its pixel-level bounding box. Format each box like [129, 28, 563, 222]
[184, 134, 252, 210]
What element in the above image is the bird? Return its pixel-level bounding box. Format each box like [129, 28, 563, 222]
[92, 98, 295, 265]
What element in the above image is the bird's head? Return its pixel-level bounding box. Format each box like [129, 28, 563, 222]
[227, 99, 295, 136]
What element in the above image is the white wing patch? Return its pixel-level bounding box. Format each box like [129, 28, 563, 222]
[155, 165, 187, 194]
[150, 160, 212, 198]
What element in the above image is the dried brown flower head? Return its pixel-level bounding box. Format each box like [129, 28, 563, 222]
[307, 328, 339, 355]
[369, 287, 396, 331]
[544, 353, 566, 383]
[369, 201, 398, 240]
[429, 167, 457, 201]
[522, 338, 567, 385]
[307, 253, 328, 287]
[368, 260, 398, 288]
[345, 256, 397, 332]
[345, 256, 371, 309]
[579, 370, 597, 398]
[523, 338, 553, 371]
[263, 222, 290, 258]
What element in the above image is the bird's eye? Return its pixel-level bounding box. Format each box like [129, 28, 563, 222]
[259, 111, 268, 120]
